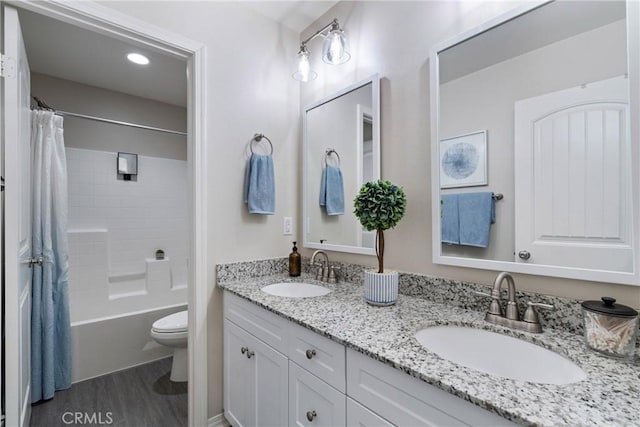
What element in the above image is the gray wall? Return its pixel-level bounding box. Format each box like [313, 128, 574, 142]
[31, 72, 187, 160]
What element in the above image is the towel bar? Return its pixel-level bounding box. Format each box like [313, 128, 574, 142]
[325, 148, 341, 166]
[251, 133, 273, 155]
[493, 193, 503, 201]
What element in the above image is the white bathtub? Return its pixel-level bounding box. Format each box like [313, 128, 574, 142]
[71, 303, 187, 383]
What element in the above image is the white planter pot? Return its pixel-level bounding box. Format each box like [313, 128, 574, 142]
[364, 269, 399, 306]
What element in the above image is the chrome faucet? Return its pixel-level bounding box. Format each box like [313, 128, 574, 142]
[309, 250, 338, 283]
[476, 272, 553, 333]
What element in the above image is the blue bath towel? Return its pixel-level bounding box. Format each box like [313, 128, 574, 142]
[319, 165, 344, 215]
[458, 192, 495, 247]
[440, 194, 460, 244]
[243, 153, 275, 214]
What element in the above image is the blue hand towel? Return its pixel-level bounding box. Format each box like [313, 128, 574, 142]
[458, 192, 495, 247]
[319, 164, 344, 215]
[243, 153, 275, 214]
[440, 194, 460, 244]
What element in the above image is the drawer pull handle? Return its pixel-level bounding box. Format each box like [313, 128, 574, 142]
[306, 410, 317, 422]
[240, 347, 254, 358]
[305, 349, 316, 359]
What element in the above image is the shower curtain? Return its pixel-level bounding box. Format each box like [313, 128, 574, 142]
[31, 110, 72, 402]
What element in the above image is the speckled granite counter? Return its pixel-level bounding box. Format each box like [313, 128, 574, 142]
[218, 272, 640, 427]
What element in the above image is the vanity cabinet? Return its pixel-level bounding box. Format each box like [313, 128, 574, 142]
[223, 320, 288, 427]
[346, 398, 393, 427]
[346, 349, 513, 426]
[289, 361, 346, 426]
[223, 291, 514, 427]
[288, 322, 346, 392]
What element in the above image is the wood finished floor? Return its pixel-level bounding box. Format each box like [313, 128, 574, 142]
[30, 357, 187, 427]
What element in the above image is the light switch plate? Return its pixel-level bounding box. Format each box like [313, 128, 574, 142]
[283, 217, 293, 235]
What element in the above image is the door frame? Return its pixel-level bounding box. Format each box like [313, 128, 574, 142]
[4, 1, 209, 425]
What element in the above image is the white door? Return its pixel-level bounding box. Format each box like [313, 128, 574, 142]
[2, 6, 32, 427]
[224, 320, 255, 427]
[514, 76, 632, 271]
[289, 361, 345, 427]
[224, 320, 288, 427]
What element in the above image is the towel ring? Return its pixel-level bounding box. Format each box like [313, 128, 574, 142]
[250, 133, 273, 155]
[324, 149, 341, 166]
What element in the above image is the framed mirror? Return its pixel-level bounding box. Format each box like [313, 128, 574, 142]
[303, 75, 380, 255]
[430, 1, 640, 285]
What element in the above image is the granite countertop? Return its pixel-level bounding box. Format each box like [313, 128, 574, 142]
[218, 273, 640, 427]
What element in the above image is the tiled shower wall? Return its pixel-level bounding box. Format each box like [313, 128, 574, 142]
[66, 147, 187, 323]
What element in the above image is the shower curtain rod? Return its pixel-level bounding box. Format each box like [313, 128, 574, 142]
[56, 111, 188, 136]
[32, 96, 187, 136]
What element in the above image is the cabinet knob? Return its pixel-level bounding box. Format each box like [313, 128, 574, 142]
[305, 349, 316, 359]
[240, 347, 254, 358]
[518, 250, 531, 260]
[306, 410, 317, 422]
[241, 346, 248, 355]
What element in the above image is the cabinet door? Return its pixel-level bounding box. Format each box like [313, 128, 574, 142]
[224, 320, 256, 427]
[346, 398, 393, 427]
[254, 328, 289, 426]
[224, 319, 289, 427]
[289, 361, 346, 427]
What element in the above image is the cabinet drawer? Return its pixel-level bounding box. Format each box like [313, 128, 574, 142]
[346, 349, 515, 426]
[346, 397, 393, 427]
[289, 322, 346, 392]
[224, 292, 289, 354]
[289, 361, 346, 427]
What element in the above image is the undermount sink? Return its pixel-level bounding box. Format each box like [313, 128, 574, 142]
[261, 282, 331, 298]
[415, 326, 586, 385]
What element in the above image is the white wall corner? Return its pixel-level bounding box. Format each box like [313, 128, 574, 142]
[207, 413, 230, 427]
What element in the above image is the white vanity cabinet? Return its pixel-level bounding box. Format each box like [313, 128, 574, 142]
[289, 361, 346, 426]
[223, 293, 290, 427]
[346, 398, 394, 427]
[223, 320, 288, 427]
[223, 291, 515, 427]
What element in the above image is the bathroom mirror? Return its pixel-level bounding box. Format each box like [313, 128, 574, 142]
[430, 0, 640, 285]
[303, 75, 380, 255]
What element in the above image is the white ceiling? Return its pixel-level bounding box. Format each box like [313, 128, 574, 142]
[17, 1, 337, 108]
[18, 7, 189, 107]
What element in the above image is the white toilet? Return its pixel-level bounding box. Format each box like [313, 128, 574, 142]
[151, 310, 188, 382]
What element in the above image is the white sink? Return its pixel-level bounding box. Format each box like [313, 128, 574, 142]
[415, 326, 586, 385]
[261, 282, 331, 298]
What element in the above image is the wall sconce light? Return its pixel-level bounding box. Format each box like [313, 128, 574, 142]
[293, 18, 350, 82]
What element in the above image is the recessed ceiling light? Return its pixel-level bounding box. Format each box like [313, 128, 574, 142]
[127, 53, 149, 65]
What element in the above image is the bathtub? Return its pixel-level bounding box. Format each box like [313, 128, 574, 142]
[71, 303, 187, 383]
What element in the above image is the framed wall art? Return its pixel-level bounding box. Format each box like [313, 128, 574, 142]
[440, 130, 487, 188]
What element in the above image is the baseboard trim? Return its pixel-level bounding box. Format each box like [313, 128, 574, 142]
[208, 413, 229, 427]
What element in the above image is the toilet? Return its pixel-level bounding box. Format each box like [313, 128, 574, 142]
[150, 310, 188, 382]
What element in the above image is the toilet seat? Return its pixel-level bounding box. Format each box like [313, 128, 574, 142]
[152, 310, 188, 333]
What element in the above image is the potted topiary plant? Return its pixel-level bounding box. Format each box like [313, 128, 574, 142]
[354, 180, 407, 306]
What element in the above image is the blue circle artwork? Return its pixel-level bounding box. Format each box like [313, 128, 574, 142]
[442, 142, 478, 179]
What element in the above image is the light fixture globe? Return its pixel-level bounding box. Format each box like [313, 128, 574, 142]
[292, 46, 317, 82]
[322, 28, 350, 65]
